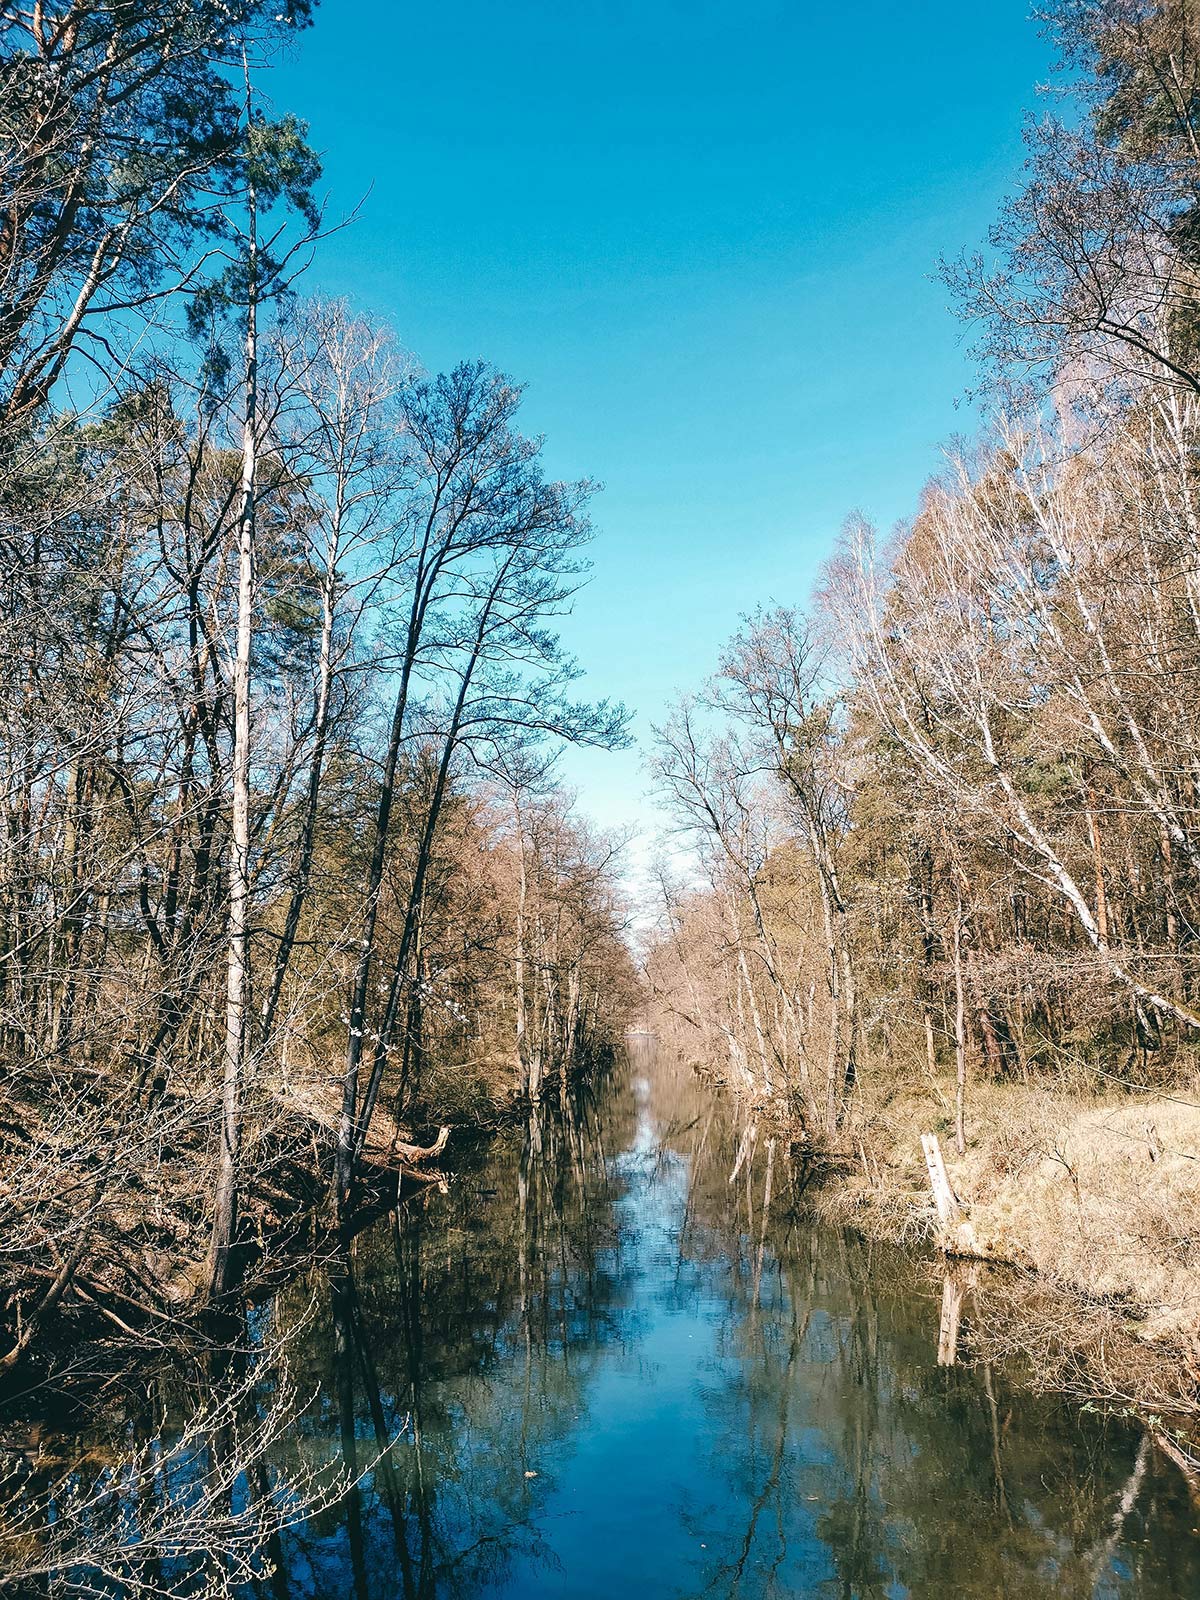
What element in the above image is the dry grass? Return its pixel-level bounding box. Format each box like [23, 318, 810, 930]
[821, 1071, 1200, 1415]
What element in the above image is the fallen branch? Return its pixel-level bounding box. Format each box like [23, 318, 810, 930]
[384, 1125, 450, 1166]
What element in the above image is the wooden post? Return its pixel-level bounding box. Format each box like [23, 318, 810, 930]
[921, 1132, 961, 1228]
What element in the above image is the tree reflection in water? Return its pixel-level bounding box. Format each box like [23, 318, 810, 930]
[8, 1044, 1199, 1597]
[260, 1041, 1200, 1597]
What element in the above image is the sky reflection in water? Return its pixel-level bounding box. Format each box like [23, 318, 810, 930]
[271, 1044, 1200, 1599]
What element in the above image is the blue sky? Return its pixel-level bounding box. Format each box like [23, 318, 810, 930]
[271, 0, 1050, 851]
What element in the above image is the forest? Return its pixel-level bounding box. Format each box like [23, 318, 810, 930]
[0, 0, 637, 1367]
[644, 0, 1200, 1397]
[4, 1, 1200, 1596]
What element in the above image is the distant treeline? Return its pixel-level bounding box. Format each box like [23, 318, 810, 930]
[645, 0, 1200, 1145]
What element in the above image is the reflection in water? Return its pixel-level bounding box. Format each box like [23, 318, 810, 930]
[7, 1043, 1199, 1597]
[265, 1039, 1200, 1598]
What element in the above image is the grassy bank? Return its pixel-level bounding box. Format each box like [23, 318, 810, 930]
[814, 1073, 1200, 1439]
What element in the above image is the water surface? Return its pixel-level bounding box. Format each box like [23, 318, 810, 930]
[263, 1042, 1200, 1599]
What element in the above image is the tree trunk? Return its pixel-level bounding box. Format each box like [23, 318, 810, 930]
[952, 901, 967, 1158]
[209, 91, 257, 1299]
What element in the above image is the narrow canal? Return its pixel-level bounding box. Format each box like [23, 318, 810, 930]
[258, 1040, 1200, 1598]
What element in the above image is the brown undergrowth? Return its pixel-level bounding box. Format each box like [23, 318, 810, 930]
[0, 1046, 543, 1400]
[811, 1070, 1200, 1443]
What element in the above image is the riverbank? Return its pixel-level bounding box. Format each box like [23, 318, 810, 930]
[13, 1042, 1200, 1599]
[0, 1045, 609, 1398]
[812, 1073, 1200, 1439]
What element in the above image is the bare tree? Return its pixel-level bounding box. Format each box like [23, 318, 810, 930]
[948, 0, 1200, 398]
